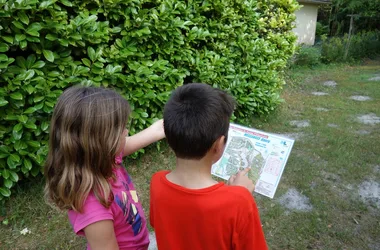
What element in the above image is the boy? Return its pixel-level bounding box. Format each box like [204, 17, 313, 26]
[150, 83, 268, 250]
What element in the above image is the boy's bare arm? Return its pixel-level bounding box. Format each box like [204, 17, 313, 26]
[123, 119, 165, 156]
[227, 167, 255, 193]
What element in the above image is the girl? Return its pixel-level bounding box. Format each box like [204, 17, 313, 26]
[44, 86, 165, 250]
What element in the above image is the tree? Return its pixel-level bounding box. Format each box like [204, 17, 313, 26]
[327, 0, 380, 35]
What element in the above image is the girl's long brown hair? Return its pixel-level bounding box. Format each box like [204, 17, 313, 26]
[44, 86, 130, 212]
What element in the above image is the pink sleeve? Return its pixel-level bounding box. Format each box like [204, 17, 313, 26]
[68, 197, 113, 236]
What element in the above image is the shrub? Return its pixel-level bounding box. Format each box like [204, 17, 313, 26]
[321, 31, 380, 63]
[293, 46, 321, 67]
[320, 35, 345, 63]
[0, 0, 298, 200]
[316, 21, 329, 38]
[349, 31, 380, 59]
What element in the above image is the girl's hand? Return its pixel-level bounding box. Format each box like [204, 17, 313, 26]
[227, 168, 255, 193]
[122, 118, 165, 157]
[150, 119, 165, 141]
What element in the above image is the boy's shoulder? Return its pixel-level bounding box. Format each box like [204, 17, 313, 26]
[151, 170, 169, 182]
[220, 185, 256, 207]
[150, 170, 170, 190]
[153, 170, 169, 177]
[151, 170, 254, 206]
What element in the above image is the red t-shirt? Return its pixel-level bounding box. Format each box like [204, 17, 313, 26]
[150, 171, 268, 250]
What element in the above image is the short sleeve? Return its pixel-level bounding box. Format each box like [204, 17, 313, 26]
[233, 191, 268, 250]
[68, 197, 114, 236]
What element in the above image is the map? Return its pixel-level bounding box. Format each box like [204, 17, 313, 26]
[211, 124, 294, 198]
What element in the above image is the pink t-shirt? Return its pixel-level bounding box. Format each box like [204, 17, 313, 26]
[68, 156, 149, 250]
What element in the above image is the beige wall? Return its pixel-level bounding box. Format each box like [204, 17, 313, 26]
[293, 3, 319, 45]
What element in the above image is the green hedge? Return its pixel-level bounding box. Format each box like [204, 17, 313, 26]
[0, 0, 298, 200]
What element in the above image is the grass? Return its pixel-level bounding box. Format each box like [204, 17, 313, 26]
[1, 60, 380, 249]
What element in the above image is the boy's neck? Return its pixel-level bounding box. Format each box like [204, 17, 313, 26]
[166, 156, 218, 189]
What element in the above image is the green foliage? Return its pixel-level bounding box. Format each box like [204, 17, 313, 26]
[329, 0, 380, 35]
[293, 46, 321, 68]
[320, 36, 346, 63]
[0, 0, 298, 200]
[316, 22, 329, 39]
[321, 31, 380, 63]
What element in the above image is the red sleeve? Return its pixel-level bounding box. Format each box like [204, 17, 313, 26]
[233, 195, 268, 250]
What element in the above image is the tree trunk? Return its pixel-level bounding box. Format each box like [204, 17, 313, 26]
[344, 15, 354, 61]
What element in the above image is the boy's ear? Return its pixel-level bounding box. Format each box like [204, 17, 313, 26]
[210, 136, 226, 164]
[213, 135, 226, 155]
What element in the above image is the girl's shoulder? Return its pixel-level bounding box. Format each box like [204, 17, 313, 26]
[113, 165, 127, 178]
[112, 165, 134, 186]
[115, 152, 123, 165]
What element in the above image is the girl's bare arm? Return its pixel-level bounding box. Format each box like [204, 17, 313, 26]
[84, 220, 119, 250]
[123, 119, 165, 156]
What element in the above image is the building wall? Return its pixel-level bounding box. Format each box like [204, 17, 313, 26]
[293, 3, 319, 45]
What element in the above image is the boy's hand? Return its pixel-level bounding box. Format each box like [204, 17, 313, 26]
[227, 168, 255, 193]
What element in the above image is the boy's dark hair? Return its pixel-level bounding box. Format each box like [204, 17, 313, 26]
[164, 83, 235, 159]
